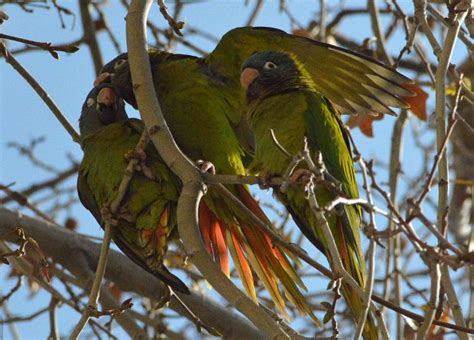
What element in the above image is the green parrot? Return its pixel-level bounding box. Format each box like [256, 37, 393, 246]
[240, 51, 377, 338]
[98, 52, 317, 321]
[95, 26, 414, 323]
[77, 83, 189, 294]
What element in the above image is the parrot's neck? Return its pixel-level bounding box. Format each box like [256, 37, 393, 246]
[247, 80, 314, 106]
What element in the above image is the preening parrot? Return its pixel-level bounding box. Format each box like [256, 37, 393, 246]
[77, 83, 189, 294]
[95, 26, 414, 324]
[240, 51, 379, 338]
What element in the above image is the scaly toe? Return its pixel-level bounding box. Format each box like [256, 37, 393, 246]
[290, 169, 313, 185]
[196, 160, 216, 174]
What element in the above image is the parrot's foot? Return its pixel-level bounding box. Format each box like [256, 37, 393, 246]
[94, 72, 111, 86]
[101, 206, 134, 226]
[258, 174, 275, 189]
[125, 148, 147, 162]
[125, 148, 156, 180]
[290, 169, 314, 186]
[100, 206, 119, 226]
[117, 206, 135, 223]
[196, 160, 216, 174]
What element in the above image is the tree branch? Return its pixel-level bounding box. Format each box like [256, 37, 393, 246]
[0, 207, 262, 338]
[125, 0, 289, 337]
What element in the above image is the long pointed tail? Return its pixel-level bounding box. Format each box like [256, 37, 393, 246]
[198, 185, 319, 323]
[334, 215, 378, 340]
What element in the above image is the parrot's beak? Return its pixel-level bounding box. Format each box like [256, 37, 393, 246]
[240, 68, 259, 89]
[97, 87, 116, 107]
[94, 72, 112, 86]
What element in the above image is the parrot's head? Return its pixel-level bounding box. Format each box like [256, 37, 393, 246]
[96, 49, 180, 109]
[79, 83, 128, 140]
[240, 51, 314, 103]
[95, 53, 138, 109]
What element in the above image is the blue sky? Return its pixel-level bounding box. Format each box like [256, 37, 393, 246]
[0, 1, 469, 338]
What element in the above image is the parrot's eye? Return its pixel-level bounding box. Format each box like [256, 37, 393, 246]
[114, 59, 127, 70]
[264, 61, 277, 70]
[86, 98, 95, 107]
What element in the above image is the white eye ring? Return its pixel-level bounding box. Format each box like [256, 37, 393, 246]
[264, 61, 277, 70]
[114, 59, 127, 69]
[86, 98, 95, 107]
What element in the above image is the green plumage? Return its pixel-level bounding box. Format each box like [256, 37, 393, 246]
[100, 49, 319, 321]
[104, 27, 413, 168]
[96, 26, 413, 328]
[242, 51, 377, 339]
[77, 84, 189, 294]
[208, 27, 413, 117]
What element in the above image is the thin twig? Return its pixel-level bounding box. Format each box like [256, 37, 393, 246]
[69, 131, 150, 339]
[245, 0, 264, 26]
[79, 0, 103, 74]
[48, 297, 60, 340]
[157, 0, 184, 36]
[0, 164, 78, 204]
[0, 33, 78, 59]
[368, 0, 393, 65]
[414, 0, 442, 58]
[418, 5, 468, 338]
[0, 242, 117, 338]
[354, 154, 380, 339]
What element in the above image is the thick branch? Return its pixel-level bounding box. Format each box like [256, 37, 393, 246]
[0, 207, 261, 338]
[125, 0, 288, 336]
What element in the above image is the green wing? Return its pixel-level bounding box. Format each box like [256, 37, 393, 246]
[207, 26, 413, 115]
[303, 92, 359, 202]
[302, 92, 381, 338]
[303, 91, 362, 256]
[78, 120, 189, 294]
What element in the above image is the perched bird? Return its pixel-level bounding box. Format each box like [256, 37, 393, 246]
[97, 52, 316, 320]
[240, 51, 377, 338]
[77, 83, 189, 294]
[98, 27, 415, 153]
[95, 26, 414, 323]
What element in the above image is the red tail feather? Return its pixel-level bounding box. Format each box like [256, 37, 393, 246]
[231, 231, 253, 286]
[235, 186, 290, 266]
[199, 202, 230, 277]
[198, 203, 214, 256]
[212, 219, 230, 277]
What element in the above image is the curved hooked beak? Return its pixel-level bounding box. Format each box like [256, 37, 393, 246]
[97, 87, 116, 107]
[240, 68, 260, 89]
[94, 72, 112, 86]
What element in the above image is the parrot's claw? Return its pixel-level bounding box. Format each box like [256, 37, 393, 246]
[100, 206, 119, 226]
[196, 160, 216, 174]
[140, 164, 156, 180]
[258, 175, 274, 189]
[124, 148, 156, 179]
[117, 207, 135, 223]
[290, 169, 314, 186]
[125, 148, 147, 162]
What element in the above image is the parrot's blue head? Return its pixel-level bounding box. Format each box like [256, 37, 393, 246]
[79, 83, 128, 141]
[241, 51, 313, 103]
